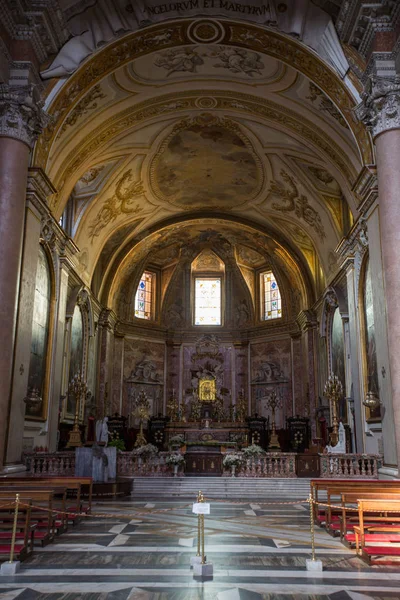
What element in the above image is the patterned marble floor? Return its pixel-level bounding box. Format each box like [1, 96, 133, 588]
[1, 497, 400, 599]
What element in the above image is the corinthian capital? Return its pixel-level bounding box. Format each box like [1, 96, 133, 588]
[354, 76, 400, 139]
[0, 85, 51, 148]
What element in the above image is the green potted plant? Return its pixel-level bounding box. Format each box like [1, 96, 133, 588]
[108, 431, 126, 451]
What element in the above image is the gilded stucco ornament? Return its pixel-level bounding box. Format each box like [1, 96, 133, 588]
[0, 84, 51, 148]
[268, 170, 326, 241]
[88, 169, 144, 242]
[355, 76, 400, 139]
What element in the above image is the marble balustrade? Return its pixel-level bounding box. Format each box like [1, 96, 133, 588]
[319, 453, 381, 479]
[226, 453, 297, 478]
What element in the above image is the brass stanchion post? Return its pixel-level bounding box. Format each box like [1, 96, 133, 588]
[306, 494, 322, 572]
[201, 513, 205, 564]
[197, 491, 201, 557]
[9, 493, 19, 564]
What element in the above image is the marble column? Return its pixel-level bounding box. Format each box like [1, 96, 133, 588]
[356, 77, 400, 469]
[0, 85, 48, 469]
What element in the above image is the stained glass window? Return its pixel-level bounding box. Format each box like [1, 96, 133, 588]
[263, 271, 282, 320]
[195, 278, 221, 326]
[135, 271, 153, 320]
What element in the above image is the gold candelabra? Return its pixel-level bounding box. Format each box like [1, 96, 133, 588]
[236, 389, 247, 423]
[324, 374, 343, 447]
[67, 372, 87, 448]
[166, 389, 179, 421]
[133, 389, 150, 448]
[265, 390, 282, 451]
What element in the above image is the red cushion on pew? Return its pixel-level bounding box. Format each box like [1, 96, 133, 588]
[364, 546, 400, 556]
[0, 533, 26, 539]
[345, 533, 400, 542]
[0, 544, 24, 553]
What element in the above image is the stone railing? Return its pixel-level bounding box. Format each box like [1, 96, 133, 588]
[319, 453, 382, 479]
[24, 451, 181, 478]
[229, 453, 297, 478]
[117, 452, 180, 477]
[24, 452, 76, 476]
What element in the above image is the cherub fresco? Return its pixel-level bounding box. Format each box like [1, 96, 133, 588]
[210, 47, 265, 77]
[154, 47, 204, 76]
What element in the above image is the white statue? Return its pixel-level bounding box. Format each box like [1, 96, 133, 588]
[96, 417, 109, 445]
[325, 422, 346, 454]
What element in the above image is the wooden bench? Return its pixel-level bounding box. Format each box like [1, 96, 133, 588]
[0, 498, 34, 561]
[355, 499, 400, 563]
[310, 479, 400, 525]
[0, 479, 83, 525]
[336, 492, 400, 540]
[0, 489, 65, 546]
[6, 476, 93, 514]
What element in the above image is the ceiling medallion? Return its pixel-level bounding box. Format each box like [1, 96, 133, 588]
[195, 97, 217, 109]
[150, 113, 264, 210]
[187, 20, 225, 44]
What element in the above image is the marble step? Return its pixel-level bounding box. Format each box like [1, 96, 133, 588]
[131, 477, 313, 499]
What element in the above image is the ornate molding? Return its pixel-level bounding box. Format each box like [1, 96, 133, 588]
[0, 85, 51, 148]
[355, 76, 400, 139]
[34, 19, 373, 171]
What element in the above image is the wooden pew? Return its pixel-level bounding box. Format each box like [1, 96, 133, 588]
[0, 490, 64, 546]
[0, 484, 68, 532]
[4, 476, 93, 515]
[355, 499, 400, 563]
[310, 479, 400, 525]
[337, 492, 400, 540]
[0, 498, 34, 561]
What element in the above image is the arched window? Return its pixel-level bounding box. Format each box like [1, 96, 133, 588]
[135, 271, 155, 320]
[261, 271, 282, 320]
[194, 277, 222, 325]
[26, 246, 51, 419]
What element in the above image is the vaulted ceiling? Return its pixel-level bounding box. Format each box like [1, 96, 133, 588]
[39, 18, 368, 308]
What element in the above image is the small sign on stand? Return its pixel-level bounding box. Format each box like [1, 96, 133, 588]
[190, 491, 213, 579]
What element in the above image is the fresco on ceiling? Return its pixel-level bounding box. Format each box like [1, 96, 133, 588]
[151, 115, 263, 209]
[130, 45, 281, 82]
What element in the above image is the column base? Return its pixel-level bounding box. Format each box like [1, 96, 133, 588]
[1, 561, 20, 575]
[378, 466, 399, 479]
[1, 463, 27, 475]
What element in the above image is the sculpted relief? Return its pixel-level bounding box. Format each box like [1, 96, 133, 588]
[150, 114, 263, 209]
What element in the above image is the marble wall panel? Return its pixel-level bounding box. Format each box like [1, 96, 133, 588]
[250, 338, 292, 427]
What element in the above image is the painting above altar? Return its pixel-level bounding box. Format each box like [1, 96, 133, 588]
[199, 378, 216, 402]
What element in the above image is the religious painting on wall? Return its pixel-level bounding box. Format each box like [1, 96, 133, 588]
[26, 247, 51, 420]
[250, 339, 292, 426]
[66, 304, 84, 418]
[331, 307, 347, 422]
[363, 257, 381, 422]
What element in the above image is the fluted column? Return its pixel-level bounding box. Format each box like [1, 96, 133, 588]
[0, 85, 48, 469]
[356, 77, 400, 470]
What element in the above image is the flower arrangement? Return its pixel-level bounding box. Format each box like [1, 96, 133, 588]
[168, 434, 185, 448]
[166, 452, 185, 466]
[132, 443, 159, 458]
[242, 444, 266, 458]
[222, 453, 243, 468]
[107, 431, 126, 451]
